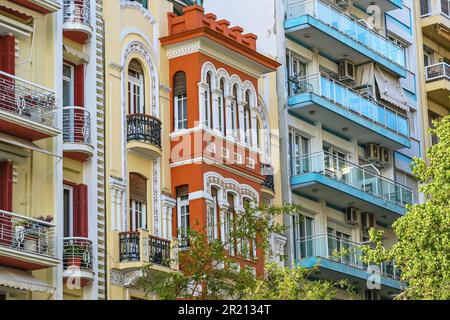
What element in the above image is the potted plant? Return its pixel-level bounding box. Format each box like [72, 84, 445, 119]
[64, 243, 86, 268]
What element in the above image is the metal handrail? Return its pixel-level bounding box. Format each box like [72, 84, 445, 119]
[63, 237, 93, 272]
[0, 71, 57, 128]
[289, 73, 409, 137]
[420, 0, 450, 18]
[126, 113, 162, 148]
[425, 62, 450, 81]
[63, 0, 91, 26]
[286, 0, 406, 67]
[63, 106, 91, 144]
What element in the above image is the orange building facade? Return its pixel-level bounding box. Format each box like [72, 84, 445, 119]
[161, 5, 279, 275]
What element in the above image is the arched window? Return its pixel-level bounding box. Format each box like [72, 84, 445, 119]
[218, 78, 225, 134]
[231, 84, 239, 140]
[205, 73, 213, 128]
[225, 192, 236, 255]
[128, 59, 145, 114]
[173, 71, 187, 130]
[244, 91, 252, 145]
[129, 173, 147, 231]
[207, 187, 219, 242]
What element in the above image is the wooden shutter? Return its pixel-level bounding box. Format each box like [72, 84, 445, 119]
[0, 161, 13, 211]
[74, 64, 84, 107]
[74, 184, 88, 237]
[130, 173, 147, 203]
[0, 35, 15, 75]
[176, 185, 189, 197]
[173, 72, 186, 96]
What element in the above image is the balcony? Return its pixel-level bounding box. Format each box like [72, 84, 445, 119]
[288, 74, 410, 149]
[63, 106, 94, 161]
[0, 210, 59, 270]
[63, 237, 94, 285]
[63, 0, 93, 44]
[296, 234, 403, 294]
[351, 0, 402, 12]
[0, 71, 59, 141]
[420, 0, 450, 49]
[285, 0, 407, 77]
[8, 0, 61, 14]
[424, 63, 450, 108]
[127, 114, 162, 158]
[260, 163, 275, 199]
[118, 231, 176, 270]
[291, 152, 413, 223]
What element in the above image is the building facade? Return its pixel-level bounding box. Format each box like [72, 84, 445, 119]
[205, 0, 424, 299]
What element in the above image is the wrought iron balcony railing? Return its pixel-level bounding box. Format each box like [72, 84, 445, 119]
[0, 71, 56, 128]
[119, 231, 173, 267]
[127, 113, 162, 148]
[294, 151, 413, 207]
[261, 163, 275, 191]
[425, 62, 450, 82]
[0, 210, 56, 258]
[63, 237, 93, 273]
[289, 73, 409, 137]
[286, 0, 406, 67]
[63, 0, 91, 27]
[296, 234, 401, 280]
[63, 106, 91, 145]
[420, 0, 450, 18]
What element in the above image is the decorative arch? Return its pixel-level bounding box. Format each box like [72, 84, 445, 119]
[200, 62, 217, 90]
[242, 80, 257, 109]
[229, 75, 243, 101]
[216, 68, 231, 96]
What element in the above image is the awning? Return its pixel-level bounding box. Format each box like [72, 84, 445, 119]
[0, 132, 61, 158]
[63, 44, 90, 63]
[373, 64, 409, 112]
[0, 266, 55, 294]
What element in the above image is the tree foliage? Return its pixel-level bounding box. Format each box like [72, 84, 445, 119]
[362, 115, 450, 300]
[135, 203, 348, 300]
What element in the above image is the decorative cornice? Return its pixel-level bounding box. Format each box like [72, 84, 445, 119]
[120, 0, 155, 24]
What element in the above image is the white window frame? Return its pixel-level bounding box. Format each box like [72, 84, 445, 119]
[63, 185, 74, 238]
[177, 195, 190, 246]
[128, 69, 145, 114]
[289, 129, 310, 176]
[130, 200, 147, 231]
[174, 93, 188, 130]
[63, 63, 74, 107]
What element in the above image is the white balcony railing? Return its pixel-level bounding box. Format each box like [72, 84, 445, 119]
[0, 210, 56, 259]
[63, 0, 91, 27]
[425, 62, 450, 81]
[0, 71, 57, 128]
[420, 0, 450, 19]
[286, 0, 406, 67]
[63, 237, 93, 273]
[63, 106, 91, 145]
[289, 73, 409, 136]
[293, 151, 413, 207]
[296, 234, 402, 280]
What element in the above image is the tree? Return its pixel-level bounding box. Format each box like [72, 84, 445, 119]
[135, 203, 348, 300]
[362, 115, 450, 300]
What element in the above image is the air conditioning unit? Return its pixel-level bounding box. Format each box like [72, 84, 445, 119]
[336, 0, 351, 8]
[379, 147, 391, 165]
[338, 60, 355, 82]
[362, 212, 375, 229]
[346, 207, 359, 224]
[366, 143, 380, 161]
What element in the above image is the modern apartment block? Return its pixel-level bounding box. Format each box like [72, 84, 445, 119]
[205, 0, 423, 299]
[0, 0, 439, 301]
[417, 0, 449, 150]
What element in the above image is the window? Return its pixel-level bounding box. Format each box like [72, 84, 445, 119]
[293, 214, 313, 260]
[63, 63, 74, 107]
[396, 170, 418, 204]
[63, 185, 74, 238]
[176, 186, 190, 247]
[388, 34, 408, 68]
[128, 59, 145, 114]
[428, 111, 442, 146]
[231, 85, 239, 140]
[218, 78, 225, 133]
[207, 187, 219, 242]
[204, 73, 213, 128]
[173, 71, 187, 130]
[129, 173, 147, 231]
[287, 50, 307, 96]
[244, 91, 252, 145]
[423, 49, 433, 67]
[224, 193, 236, 255]
[289, 130, 310, 175]
[327, 228, 351, 264]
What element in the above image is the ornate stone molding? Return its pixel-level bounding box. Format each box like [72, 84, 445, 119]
[120, 0, 155, 23]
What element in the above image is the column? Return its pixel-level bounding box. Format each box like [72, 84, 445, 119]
[251, 111, 258, 149]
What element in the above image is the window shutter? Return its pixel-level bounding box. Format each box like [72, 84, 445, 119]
[74, 64, 84, 107]
[0, 160, 13, 211]
[0, 35, 15, 75]
[74, 184, 88, 237]
[173, 72, 186, 96]
[129, 173, 147, 203]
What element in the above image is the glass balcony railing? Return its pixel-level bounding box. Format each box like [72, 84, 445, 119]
[420, 0, 450, 19]
[286, 0, 406, 67]
[296, 234, 401, 281]
[293, 151, 413, 207]
[289, 74, 409, 136]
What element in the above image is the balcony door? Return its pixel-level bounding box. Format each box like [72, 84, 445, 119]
[63, 64, 74, 107]
[293, 214, 314, 260]
[289, 130, 310, 176]
[327, 228, 352, 265]
[129, 173, 147, 232]
[287, 51, 307, 96]
[128, 60, 145, 115]
[63, 185, 74, 238]
[323, 145, 347, 181]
